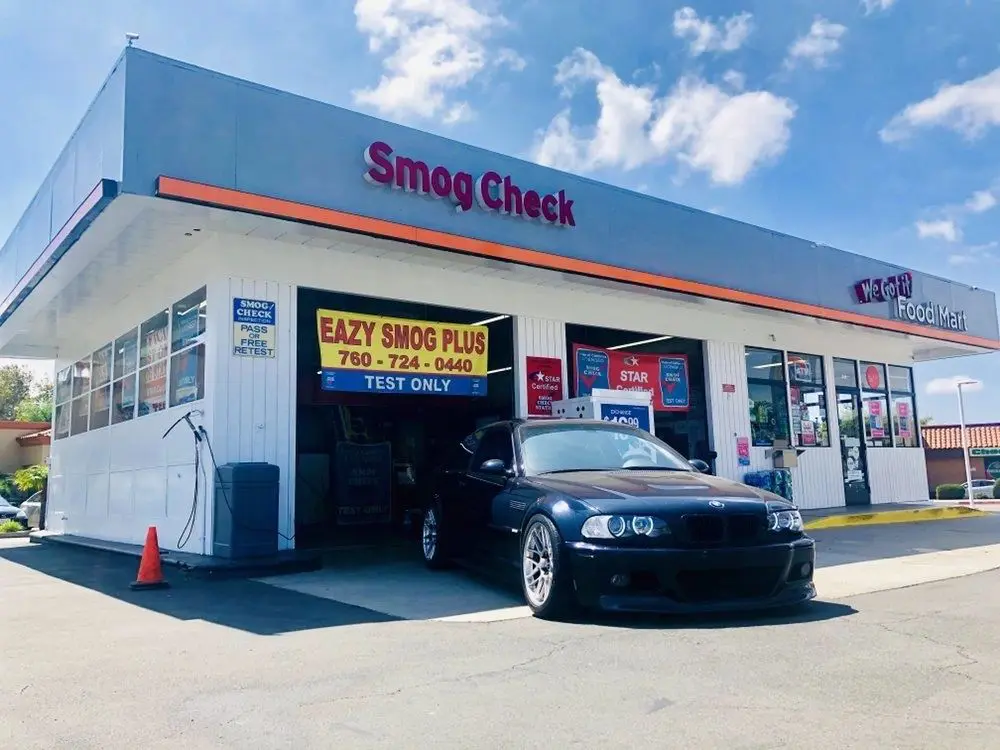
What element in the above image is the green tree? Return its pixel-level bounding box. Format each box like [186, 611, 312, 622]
[13, 464, 48, 495]
[15, 378, 53, 422]
[0, 365, 35, 421]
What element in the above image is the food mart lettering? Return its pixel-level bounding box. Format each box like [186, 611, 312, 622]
[363, 141, 576, 227]
[894, 298, 968, 332]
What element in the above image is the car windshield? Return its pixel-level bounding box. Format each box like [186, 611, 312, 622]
[519, 422, 693, 475]
[0, 497, 11, 508]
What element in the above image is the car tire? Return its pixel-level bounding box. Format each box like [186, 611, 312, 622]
[520, 514, 577, 620]
[421, 499, 451, 570]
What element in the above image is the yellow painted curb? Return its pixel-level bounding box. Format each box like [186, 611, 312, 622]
[804, 505, 991, 531]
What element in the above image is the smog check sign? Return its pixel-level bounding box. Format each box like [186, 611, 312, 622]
[363, 140, 576, 227]
[233, 298, 276, 358]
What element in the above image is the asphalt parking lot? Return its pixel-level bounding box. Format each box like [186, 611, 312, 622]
[3, 517, 1000, 749]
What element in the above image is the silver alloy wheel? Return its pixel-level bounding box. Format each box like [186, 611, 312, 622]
[522, 521, 554, 607]
[422, 508, 438, 560]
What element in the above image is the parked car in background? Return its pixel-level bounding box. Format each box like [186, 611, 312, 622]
[0, 496, 28, 529]
[962, 479, 996, 500]
[19, 490, 43, 529]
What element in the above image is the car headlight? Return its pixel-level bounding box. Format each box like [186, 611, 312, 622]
[767, 509, 803, 533]
[582, 515, 669, 539]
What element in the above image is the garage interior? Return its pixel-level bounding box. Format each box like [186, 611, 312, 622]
[294, 288, 515, 550]
[565, 323, 712, 467]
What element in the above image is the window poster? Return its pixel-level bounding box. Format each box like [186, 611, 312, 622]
[801, 419, 816, 446]
[897, 401, 912, 439]
[92, 343, 112, 388]
[115, 329, 138, 377]
[140, 312, 169, 368]
[170, 345, 204, 406]
[868, 399, 885, 439]
[138, 362, 167, 415]
[113, 377, 137, 424]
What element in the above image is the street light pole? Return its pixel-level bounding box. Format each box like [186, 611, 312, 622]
[957, 379, 979, 504]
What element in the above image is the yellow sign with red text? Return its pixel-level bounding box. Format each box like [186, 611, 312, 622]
[316, 309, 490, 396]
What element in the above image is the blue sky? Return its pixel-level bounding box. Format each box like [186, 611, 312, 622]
[1, 0, 998, 423]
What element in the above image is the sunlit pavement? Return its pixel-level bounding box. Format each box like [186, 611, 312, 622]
[4, 518, 1000, 749]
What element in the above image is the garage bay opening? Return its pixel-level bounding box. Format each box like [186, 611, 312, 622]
[295, 288, 514, 550]
[564, 323, 713, 469]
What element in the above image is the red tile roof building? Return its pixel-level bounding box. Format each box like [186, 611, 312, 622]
[923, 423, 1000, 495]
[922, 423, 1000, 450]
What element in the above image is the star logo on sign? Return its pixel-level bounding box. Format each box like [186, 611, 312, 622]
[531, 371, 546, 382]
[623, 355, 639, 366]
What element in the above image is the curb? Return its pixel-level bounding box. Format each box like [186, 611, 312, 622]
[804, 505, 991, 531]
[0, 530, 32, 539]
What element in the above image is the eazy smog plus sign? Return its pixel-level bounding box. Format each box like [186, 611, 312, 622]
[363, 140, 576, 227]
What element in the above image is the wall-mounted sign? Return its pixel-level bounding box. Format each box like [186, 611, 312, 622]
[233, 297, 277, 358]
[316, 309, 488, 396]
[893, 298, 968, 332]
[572, 344, 689, 412]
[971, 448, 1000, 457]
[854, 272, 913, 304]
[363, 140, 576, 227]
[736, 436, 751, 466]
[722, 383, 736, 393]
[864, 364, 882, 390]
[987, 461, 1000, 481]
[525, 356, 563, 417]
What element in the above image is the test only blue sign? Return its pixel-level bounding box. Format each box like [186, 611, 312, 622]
[233, 298, 277, 358]
[599, 403, 651, 432]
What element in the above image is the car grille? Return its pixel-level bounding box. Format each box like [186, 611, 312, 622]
[675, 567, 783, 602]
[682, 513, 763, 545]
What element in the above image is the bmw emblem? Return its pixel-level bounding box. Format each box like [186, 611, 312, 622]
[709, 500, 725, 509]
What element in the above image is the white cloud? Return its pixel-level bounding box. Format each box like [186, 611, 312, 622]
[352, 0, 524, 122]
[925, 375, 983, 396]
[672, 7, 754, 56]
[861, 0, 897, 15]
[880, 67, 1000, 143]
[965, 189, 997, 213]
[785, 17, 847, 70]
[915, 218, 961, 242]
[532, 49, 795, 186]
[948, 241, 998, 266]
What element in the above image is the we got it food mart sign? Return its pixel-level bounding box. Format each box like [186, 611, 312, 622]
[233, 297, 277, 358]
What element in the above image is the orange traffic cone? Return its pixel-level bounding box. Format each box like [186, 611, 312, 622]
[129, 526, 169, 590]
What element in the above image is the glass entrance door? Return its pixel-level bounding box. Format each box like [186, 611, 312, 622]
[837, 390, 871, 506]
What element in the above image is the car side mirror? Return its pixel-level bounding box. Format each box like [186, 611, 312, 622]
[479, 458, 510, 476]
[688, 459, 712, 474]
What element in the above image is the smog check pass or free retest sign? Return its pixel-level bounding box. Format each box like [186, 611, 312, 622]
[233, 297, 276, 358]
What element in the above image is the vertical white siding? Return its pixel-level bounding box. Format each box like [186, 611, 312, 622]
[513, 316, 566, 418]
[206, 278, 297, 549]
[867, 448, 929, 503]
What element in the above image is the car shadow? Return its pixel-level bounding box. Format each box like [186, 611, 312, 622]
[575, 599, 857, 629]
[0, 541, 401, 636]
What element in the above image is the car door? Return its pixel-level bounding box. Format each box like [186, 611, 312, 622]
[467, 425, 517, 561]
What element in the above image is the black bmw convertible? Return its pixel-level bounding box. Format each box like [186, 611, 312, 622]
[421, 418, 816, 619]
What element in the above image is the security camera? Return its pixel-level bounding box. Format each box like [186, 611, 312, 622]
[125, 32, 140, 46]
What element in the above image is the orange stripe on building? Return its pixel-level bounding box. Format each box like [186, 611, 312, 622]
[155, 176, 1000, 351]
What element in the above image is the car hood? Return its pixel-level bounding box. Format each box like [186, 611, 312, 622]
[530, 470, 786, 514]
[0, 506, 20, 517]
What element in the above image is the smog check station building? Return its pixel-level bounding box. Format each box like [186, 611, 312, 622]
[2, 48, 998, 558]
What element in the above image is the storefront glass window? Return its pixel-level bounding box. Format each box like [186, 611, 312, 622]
[860, 362, 891, 447]
[140, 310, 170, 369]
[115, 329, 138, 378]
[90, 385, 111, 429]
[53, 403, 70, 440]
[92, 344, 112, 389]
[746, 347, 789, 447]
[833, 358, 858, 389]
[169, 344, 206, 406]
[138, 361, 168, 416]
[71, 357, 91, 399]
[787, 352, 830, 447]
[112, 377, 137, 424]
[70, 394, 89, 435]
[171, 287, 207, 352]
[888, 364, 919, 448]
[55, 367, 72, 406]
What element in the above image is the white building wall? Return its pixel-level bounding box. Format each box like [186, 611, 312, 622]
[868, 449, 929, 503]
[513, 316, 567, 418]
[48, 227, 937, 552]
[45, 250, 217, 553]
[205, 277, 298, 549]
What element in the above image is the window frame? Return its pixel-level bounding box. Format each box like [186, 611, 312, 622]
[786, 352, 831, 448]
[745, 346, 791, 448]
[887, 364, 920, 448]
[52, 287, 208, 441]
[859, 361, 892, 448]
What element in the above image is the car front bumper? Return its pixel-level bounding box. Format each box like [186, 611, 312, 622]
[566, 537, 816, 614]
